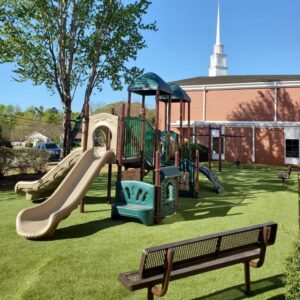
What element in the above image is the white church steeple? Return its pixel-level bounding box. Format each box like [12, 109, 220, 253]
[209, 1, 228, 76]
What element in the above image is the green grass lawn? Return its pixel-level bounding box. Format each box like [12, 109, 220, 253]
[0, 163, 299, 299]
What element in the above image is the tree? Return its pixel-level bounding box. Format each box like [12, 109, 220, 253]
[93, 101, 156, 124]
[0, 104, 64, 142]
[0, 0, 156, 156]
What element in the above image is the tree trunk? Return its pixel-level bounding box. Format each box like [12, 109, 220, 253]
[62, 100, 72, 158]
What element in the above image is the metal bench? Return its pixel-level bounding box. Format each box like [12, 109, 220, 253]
[119, 222, 277, 299]
[278, 165, 292, 185]
[112, 181, 155, 226]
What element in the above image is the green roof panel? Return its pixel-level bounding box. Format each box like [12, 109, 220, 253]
[160, 84, 191, 103]
[128, 72, 171, 96]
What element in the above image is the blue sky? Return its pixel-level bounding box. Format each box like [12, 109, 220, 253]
[0, 0, 300, 112]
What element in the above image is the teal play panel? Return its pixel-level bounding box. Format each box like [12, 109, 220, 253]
[160, 166, 180, 218]
[112, 181, 155, 226]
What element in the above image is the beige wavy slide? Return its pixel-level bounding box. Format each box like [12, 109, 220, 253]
[16, 148, 115, 239]
[15, 148, 82, 200]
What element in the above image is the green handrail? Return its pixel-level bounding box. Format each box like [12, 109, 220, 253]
[124, 116, 155, 167]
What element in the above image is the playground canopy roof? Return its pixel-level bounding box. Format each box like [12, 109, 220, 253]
[160, 84, 191, 103]
[128, 72, 172, 96]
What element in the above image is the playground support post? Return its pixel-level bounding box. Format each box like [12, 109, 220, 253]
[154, 151, 161, 224]
[154, 90, 160, 156]
[175, 151, 179, 213]
[218, 127, 221, 172]
[179, 100, 183, 158]
[195, 150, 199, 197]
[168, 94, 172, 161]
[117, 104, 125, 183]
[140, 107, 145, 181]
[187, 101, 191, 150]
[208, 125, 212, 170]
[80, 102, 90, 213]
[106, 108, 114, 204]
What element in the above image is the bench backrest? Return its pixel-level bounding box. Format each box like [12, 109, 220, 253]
[139, 222, 277, 278]
[119, 180, 155, 207]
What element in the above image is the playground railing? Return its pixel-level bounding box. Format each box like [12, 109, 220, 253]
[124, 116, 155, 167]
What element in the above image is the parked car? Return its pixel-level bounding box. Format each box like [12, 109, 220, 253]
[0, 139, 12, 148]
[36, 142, 61, 161]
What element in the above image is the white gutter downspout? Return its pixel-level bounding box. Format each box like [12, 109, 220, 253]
[203, 87, 206, 121]
[252, 126, 255, 163]
[274, 82, 278, 122]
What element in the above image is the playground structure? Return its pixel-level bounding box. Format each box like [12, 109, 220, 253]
[16, 72, 204, 238]
[16, 113, 118, 239]
[112, 73, 184, 225]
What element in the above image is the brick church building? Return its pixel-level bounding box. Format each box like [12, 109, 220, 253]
[160, 3, 300, 165]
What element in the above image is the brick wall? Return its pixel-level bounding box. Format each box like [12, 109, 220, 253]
[157, 85, 300, 165]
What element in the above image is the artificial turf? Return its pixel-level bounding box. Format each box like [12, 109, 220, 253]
[0, 163, 298, 299]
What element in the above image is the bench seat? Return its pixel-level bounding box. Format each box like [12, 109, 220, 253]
[119, 248, 261, 291]
[112, 181, 155, 226]
[115, 204, 154, 226]
[118, 222, 277, 299]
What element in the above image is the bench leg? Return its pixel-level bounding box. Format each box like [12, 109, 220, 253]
[244, 261, 251, 295]
[147, 287, 154, 300]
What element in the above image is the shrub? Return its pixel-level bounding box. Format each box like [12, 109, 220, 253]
[0, 147, 14, 177]
[0, 139, 12, 148]
[25, 142, 33, 148]
[285, 238, 300, 299]
[28, 148, 50, 174]
[13, 148, 31, 174]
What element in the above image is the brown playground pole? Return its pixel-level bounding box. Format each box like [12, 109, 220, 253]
[208, 125, 212, 170]
[106, 108, 114, 204]
[80, 102, 90, 213]
[187, 101, 191, 151]
[218, 127, 222, 172]
[179, 99, 183, 157]
[154, 90, 160, 156]
[195, 150, 199, 197]
[154, 150, 161, 224]
[175, 151, 180, 213]
[117, 104, 125, 182]
[140, 107, 145, 181]
[167, 94, 172, 161]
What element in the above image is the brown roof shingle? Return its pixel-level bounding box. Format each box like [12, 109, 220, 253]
[169, 75, 300, 86]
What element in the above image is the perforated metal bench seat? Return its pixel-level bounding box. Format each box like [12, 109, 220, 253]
[119, 248, 261, 291]
[119, 222, 277, 299]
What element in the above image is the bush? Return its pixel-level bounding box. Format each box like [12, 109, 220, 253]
[28, 148, 50, 174]
[0, 139, 12, 148]
[12, 148, 31, 174]
[25, 142, 33, 148]
[285, 238, 300, 299]
[0, 147, 14, 177]
[13, 148, 51, 174]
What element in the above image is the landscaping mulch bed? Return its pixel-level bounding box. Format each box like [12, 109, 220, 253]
[0, 173, 45, 190]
